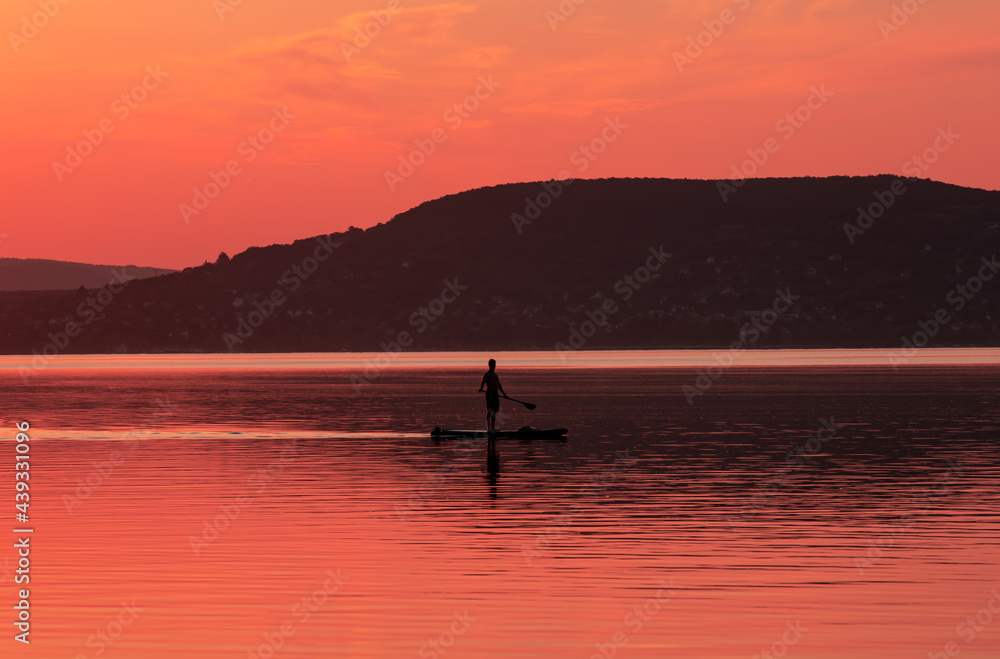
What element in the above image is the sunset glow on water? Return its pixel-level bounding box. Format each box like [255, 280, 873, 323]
[3, 353, 999, 657]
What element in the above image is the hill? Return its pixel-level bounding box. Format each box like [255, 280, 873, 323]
[1, 176, 998, 355]
[0, 258, 175, 291]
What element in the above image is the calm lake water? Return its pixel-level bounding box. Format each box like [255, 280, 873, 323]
[3, 350, 999, 658]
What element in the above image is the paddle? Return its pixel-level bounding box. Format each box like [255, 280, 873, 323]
[502, 394, 536, 411]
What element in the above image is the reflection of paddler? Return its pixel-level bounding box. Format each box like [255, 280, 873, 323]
[478, 359, 506, 431]
[486, 437, 500, 486]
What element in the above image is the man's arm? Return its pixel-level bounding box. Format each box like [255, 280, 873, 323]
[479, 373, 487, 392]
[497, 378, 506, 397]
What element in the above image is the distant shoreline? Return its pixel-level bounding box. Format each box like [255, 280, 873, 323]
[3, 347, 999, 371]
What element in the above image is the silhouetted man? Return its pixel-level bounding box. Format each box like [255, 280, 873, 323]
[478, 358, 506, 431]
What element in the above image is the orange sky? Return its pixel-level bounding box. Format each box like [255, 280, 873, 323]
[1, 0, 997, 269]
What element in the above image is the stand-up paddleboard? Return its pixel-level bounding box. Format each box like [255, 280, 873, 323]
[431, 426, 567, 440]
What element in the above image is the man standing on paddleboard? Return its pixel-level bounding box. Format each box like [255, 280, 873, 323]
[478, 359, 506, 431]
